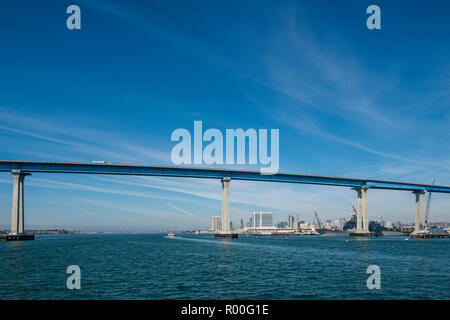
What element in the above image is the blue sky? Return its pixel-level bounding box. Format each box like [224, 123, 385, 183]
[0, 0, 449, 231]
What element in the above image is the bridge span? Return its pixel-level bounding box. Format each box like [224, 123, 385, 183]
[1, 160, 449, 238]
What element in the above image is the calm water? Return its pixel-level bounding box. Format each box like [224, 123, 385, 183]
[0, 234, 449, 299]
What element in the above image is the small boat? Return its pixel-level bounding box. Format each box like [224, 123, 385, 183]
[167, 231, 175, 238]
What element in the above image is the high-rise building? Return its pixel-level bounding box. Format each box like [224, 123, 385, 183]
[436, 222, 448, 228]
[247, 216, 254, 228]
[288, 215, 294, 228]
[334, 217, 347, 231]
[248, 212, 274, 229]
[240, 219, 244, 229]
[277, 221, 288, 228]
[211, 216, 222, 231]
[377, 216, 385, 227]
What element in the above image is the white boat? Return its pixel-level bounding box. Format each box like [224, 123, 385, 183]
[168, 231, 175, 238]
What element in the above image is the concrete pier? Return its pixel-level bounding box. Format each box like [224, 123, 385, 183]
[214, 177, 238, 239]
[362, 187, 369, 233]
[412, 190, 428, 235]
[355, 187, 363, 233]
[421, 191, 427, 232]
[9, 170, 33, 240]
[221, 177, 230, 233]
[414, 191, 420, 233]
[350, 187, 376, 237]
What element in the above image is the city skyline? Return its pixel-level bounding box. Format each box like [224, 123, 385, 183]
[1, 0, 450, 231]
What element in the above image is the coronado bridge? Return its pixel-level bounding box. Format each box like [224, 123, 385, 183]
[1, 160, 450, 238]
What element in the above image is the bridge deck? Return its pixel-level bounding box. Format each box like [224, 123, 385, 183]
[0, 160, 449, 193]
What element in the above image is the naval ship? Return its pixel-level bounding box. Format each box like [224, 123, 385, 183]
[314, 208, 408, 237]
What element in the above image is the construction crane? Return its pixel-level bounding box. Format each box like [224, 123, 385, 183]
[348, 202, 357, 215]
[313, 211, 322, 228]
[425, 179, 435, 228]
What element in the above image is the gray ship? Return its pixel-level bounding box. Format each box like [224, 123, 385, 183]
[315, 209, 408, 237]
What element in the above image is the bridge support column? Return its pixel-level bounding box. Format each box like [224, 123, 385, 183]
[413, 190, 426, 234]
[10, 170, 31, 235]
[221, 177, 231, 233]
[215, 177, 237, 238]
[362, 187, 369, 233]
[353, 187, 363, 233]
[421, 191, 427, 232]
[350, 187, 372, 236]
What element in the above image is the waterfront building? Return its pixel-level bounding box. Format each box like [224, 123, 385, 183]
[211, 216, 222, 232]
[288, 215, 294, 228]
[436, 222, 448, 228]
[377, 216, 385, 227]
[333, 217, 347, 231]
[248, 212, 275, 229]
[277, 221, 288, 229]
[299, 222, 309, 230]
[247, 216, 253, 228]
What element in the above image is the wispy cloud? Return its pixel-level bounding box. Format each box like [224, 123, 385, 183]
[276, 110, 423, 165]
[168, 203, 200, 219]
[75, 207, 98, 217]
[0, 175, 187, 203]
[237, 8, 450, 173]
[281, 9, 397, 126]
[0, 107, 169, 163]
[81, 0, 228, 69]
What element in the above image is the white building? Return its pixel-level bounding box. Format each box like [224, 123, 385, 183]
[333, 217, 347, 231]
[211, 216, 222, 231]
[248, 212, 275, 229]
[377, 216, 385, 227]
[288, 215, 294, 228]
[299, 222, 310, 230]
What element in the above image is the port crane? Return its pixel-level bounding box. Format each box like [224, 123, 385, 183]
[313, 211, 322, 228]
[348, 202, 357, 215]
